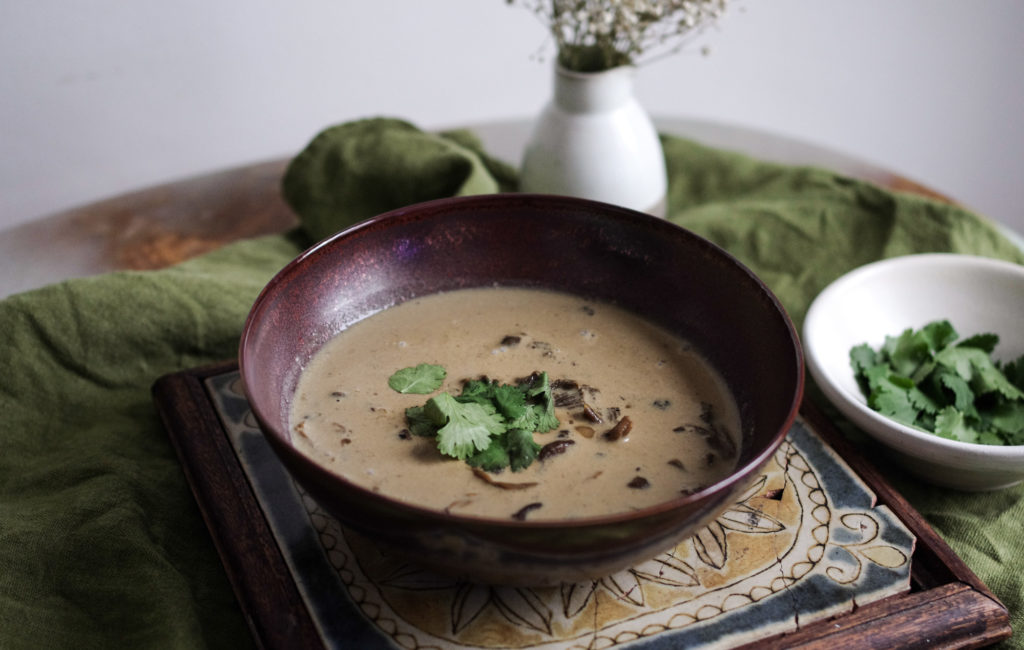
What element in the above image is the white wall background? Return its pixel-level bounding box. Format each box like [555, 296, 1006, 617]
[2, 1, 1022, 234]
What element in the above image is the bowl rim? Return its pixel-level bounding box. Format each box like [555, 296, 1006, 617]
[803, 252, 1024, 460]
[240, 193, 807, 528]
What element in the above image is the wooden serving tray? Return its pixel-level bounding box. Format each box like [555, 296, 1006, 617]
[153, 361, 1011, 649]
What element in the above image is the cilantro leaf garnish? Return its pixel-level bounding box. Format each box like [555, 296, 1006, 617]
[520, 372, 559, 433]
[395, 367, 561, 471]
[504, 428, 544, 471]
[403, 405, 438, 437]
[466, 436, 512, 472]
[466, 428, 543, 472]
[850, 320, 1024, 446]
[934, 405, 980, 443]
[991, 400, 1024, 444]
[426, 393, 506, 460]
[492, 384, 529, 421]
[1003, 358, 1024, 392]
[388, 363, 447, 394]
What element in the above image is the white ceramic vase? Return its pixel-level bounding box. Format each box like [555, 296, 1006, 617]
[520, 65, 667, 217]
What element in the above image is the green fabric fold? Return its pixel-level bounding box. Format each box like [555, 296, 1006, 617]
[661, 136, 1024, 329]
[282, 117, 517, 241]
[0, 236, 299, 649]
[2, 117, 1022, 648]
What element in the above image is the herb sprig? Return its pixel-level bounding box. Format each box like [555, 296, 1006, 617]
[387, 362, 447, 394]
[850, 320, 1024, 445]
[390, 364, 559, 471]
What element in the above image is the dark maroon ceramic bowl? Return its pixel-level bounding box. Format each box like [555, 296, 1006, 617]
[239, 194, 803, 586]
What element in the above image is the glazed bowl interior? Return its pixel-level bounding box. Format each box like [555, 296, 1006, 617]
[240, 194, 803, 584]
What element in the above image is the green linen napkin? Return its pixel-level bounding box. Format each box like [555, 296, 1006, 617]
[1, 116, 1022, 648]
[282, 118, 518, 243]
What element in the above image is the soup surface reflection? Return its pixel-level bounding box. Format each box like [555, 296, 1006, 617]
[289, 287, 742, 520]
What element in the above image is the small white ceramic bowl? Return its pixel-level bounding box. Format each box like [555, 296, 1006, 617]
[803, 253, 1024, 491]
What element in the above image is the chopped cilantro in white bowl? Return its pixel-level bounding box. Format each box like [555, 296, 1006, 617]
[804, 254, 1024, 491]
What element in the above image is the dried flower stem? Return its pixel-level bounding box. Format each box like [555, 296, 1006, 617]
[507, 0, 730, 72]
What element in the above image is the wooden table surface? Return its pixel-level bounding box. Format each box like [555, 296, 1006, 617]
[0, 118, 954, 300]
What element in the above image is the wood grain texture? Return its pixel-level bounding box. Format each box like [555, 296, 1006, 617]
[153, 362, 321, 650]
[0, 159, 296, 298]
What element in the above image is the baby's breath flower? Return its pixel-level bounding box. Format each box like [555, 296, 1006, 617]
[508, 0, 731, 72]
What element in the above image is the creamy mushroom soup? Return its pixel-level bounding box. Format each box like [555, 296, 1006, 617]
[289, 287, 741, 521]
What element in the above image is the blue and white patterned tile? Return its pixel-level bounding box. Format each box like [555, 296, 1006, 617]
[207, 371, 913, 649]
